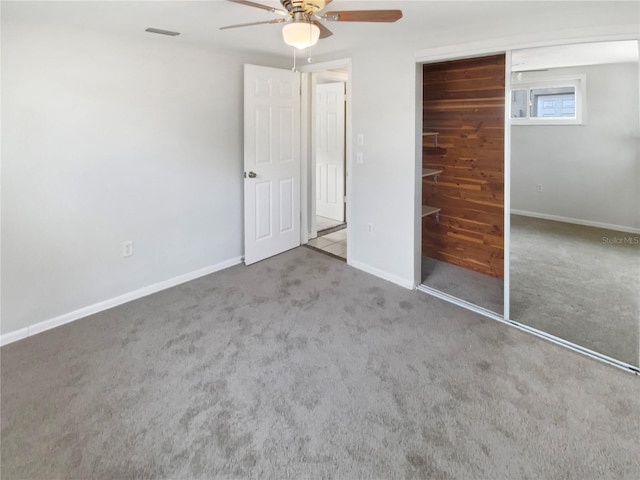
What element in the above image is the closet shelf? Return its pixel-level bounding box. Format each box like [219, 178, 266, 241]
[422, 168, 443, 178]
[422, 205, 441, 218]
[423, 131, 439, 148]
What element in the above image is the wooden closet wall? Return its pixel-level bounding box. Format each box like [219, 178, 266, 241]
[422, 54, 505, 278]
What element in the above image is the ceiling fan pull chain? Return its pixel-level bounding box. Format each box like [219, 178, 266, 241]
[292, 47, 297, 71]
[307, 23, 313, 63]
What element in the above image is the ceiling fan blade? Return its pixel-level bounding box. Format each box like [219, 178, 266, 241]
[226, 0, 288, 16]
[312, 20, 333, 39]
[322, 10, 403, 22]
[220, 18, 287, 30]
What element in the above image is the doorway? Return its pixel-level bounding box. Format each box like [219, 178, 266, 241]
[315, 77, 346, 232]
[419, 54, 506, 314]
[301, 62, 350, 261]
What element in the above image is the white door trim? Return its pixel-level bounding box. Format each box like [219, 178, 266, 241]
[503, 51, 512, 321]
[300, 72, 311, 245]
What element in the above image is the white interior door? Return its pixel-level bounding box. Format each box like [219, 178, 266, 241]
[315, 82, 345, 222]
[244, 64, 301, 265]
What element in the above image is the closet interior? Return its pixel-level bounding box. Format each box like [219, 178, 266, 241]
[420, 54, 505, 313]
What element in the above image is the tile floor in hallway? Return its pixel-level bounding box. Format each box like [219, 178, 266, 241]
[307, 228, 347, 260]
[316, 215, 344, 232]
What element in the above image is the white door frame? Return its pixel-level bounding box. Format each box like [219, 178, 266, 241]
[298, 58, 352, 260]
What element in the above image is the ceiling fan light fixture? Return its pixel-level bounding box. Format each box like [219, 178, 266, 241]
[282, 21, 320, 50]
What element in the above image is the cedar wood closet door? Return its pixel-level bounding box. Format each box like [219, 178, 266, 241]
[422, 54, 505, 278]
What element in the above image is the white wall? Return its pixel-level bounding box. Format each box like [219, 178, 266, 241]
[511, 63, 640, 231]
[1, 15, 287, 335]
[347, 46, 418, 286]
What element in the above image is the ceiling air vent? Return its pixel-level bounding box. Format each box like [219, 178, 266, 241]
[145, 28, 180, 37]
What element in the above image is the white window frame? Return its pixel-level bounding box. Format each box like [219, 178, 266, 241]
[511, 74, 586, 126]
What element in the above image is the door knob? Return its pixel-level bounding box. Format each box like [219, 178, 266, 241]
[247, 171, 257, 178]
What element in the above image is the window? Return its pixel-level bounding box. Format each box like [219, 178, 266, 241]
[511, 75, 585, 125]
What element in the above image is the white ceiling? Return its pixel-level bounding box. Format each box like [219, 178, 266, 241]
[4, 1, 640, 62]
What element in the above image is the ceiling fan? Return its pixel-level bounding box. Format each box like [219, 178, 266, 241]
[220, 0, 403, 50]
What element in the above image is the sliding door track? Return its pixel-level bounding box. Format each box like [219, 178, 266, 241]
[417, 284, 640, 376]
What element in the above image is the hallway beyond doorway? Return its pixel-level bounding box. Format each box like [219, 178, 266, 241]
[307, 226, 347, 260]
[316, 215, 344, 233]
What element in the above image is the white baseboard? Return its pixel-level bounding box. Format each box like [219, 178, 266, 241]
[0, 256, 243, 347]
[348, 259, 414, 290]
[511, 209, 640, 234]
[1, 328, 30, 346]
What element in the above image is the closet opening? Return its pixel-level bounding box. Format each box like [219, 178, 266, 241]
[418, 54, 506, 315]
[415, 39, 639, 375]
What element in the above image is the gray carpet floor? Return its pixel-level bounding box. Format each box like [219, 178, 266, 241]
[510, 215, 640, 367]
[421, 257, 504, 314]
[2, 247, 639, 479]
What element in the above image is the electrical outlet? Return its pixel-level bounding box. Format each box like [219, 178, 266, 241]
[367, 224, 373, 233]
[122, 240, 133, 257]
[357, 152, 364, 164]
[536, 184, 543, 193]
[357, 133, 365, 146]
